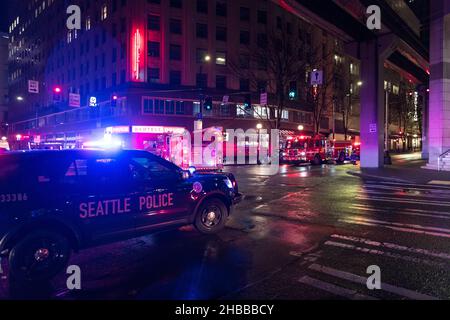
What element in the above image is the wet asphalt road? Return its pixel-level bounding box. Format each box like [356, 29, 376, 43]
[2, 157, 450, 300]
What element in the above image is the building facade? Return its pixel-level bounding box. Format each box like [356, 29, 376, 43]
[0, 32, 8, 135]
[7, 0, 359, 150]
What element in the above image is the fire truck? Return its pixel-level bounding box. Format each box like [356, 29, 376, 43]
[281, 135, 360, 165]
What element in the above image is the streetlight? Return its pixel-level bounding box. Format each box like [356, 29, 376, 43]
[16, 96, 24, 101]
[256, 123, 263, 165]
[357, 81, 363, 87]
[298, 125, 304, 131]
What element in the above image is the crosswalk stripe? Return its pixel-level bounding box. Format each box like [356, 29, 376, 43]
[324, 241, 445, 268]
[356, 195, 450, 207]
[365, 181, 450, 190]
[299, 276, 378, 300]
[330, 234, 450, 260]
[428, 180, 450, 186]
[308, 263, 438, 300]
[340, 217, 450, 239]
[351, 203, 450, 216]
[357, 190, 450, 200]
[363, 184, 450, 195]
[349, 204, 450, 220]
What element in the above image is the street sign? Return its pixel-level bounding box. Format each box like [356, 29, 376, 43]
[28, 80, 39, 94]
[89, 96, 97, 107]
[311, 70, 323, 86]
[260, 92, 268, 106]
[369, 123, 377, 133]
[222, 95, 229, 104]
[69, 93, 81, 108]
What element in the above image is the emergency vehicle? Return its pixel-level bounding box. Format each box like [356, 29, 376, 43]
[281, 135, 360, 165]
[0, 149, 242, 281]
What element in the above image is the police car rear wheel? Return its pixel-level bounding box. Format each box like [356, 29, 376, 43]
[195, 199, 228, 234]
[9, 230, 71, 282]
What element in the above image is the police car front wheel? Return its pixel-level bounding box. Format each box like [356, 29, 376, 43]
[195, 199, 228, 234]
[8, 230, 72, 282]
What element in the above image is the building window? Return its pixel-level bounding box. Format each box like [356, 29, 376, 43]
[148, 41, 160, 57]
[170, 19, 182, 34]
[148, 0, 160, 4]
[170, 71, 181, 85]
[169, 44, 182, 60]
[170, 0, 182, 8]
[257, 33, 267, 47]
[239, 79, 250, 91]
[216, 51, 226, 65]
[148, 14, 160, 31]
[276, 16, 282, 29]
[166, 101, 175, 114]
[120, 18, 126, 33]
[154, 99, 164, 114]
[176, 101, 185, 115]
[239, 54, 250, 69]
[240, 30, 250, 45]
[240, 7, 250, 21]
[216, 26, 227, 41]
[196, 48, 208, 63]
[216, 75, 227, 89]
[197, 0, 208, 14]
[257, 10, 267, 24]
[196, 73, 207, 88]
[148, 68, 160, 82]
[196, 23, 208, 38]
[216, 1, 227, 17]
[143, 98, 154, 114]
[101, 4, 108, 21]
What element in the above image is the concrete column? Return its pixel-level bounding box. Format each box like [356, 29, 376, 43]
[359, 36, 396, 168]
[421, 90, 429, 160]
[427, 1, 450, 169]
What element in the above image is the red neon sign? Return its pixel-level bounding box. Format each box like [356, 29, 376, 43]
[133, 29, 143, 81]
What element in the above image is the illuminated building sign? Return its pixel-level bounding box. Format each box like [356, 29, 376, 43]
[89, 96, 97, 107]
[132, 126, 186, 134]
[105, 126, 131, 134]
[132, 29, 144, 82]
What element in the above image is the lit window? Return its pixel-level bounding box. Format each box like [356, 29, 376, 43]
[216, 51, 226, 65]
[101, 5, 108, 21]
[67, 31, 72, 43]
[86, 17, 91, 30]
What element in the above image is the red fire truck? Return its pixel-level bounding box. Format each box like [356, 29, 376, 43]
[281, 135, 360, 165]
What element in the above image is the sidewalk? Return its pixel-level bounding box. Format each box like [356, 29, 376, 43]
[347, 152, 450, 185]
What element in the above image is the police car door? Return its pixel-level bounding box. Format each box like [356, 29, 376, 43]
[129, 154, 191, 231]
[65, 155, 135, 241]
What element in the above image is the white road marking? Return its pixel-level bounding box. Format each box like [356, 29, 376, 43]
[351, 203, 450, 216]
[330, 234, 450, 260]
[308, 263, 438, 300]
[340, 217, 450, 239]
[356, 195, 450, 207]
[357, 189, 450, 200]
[428, 180, 450, 186]
[324, 241, 445, 268]
[299, 276, 378, 300]
[349, 204, 450, 220]
[365, 181, 450, 190]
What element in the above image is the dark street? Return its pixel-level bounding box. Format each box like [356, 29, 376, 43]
[2, 154, 449, 300]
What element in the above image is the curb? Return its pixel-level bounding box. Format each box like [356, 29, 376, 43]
[346, 170, 412, 184]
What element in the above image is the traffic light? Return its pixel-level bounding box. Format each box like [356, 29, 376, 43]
[111, 94, 118, 107]
[289, 81, 297, 100]
[244, 94, 252, 110]
[204, 96, 213, 111]
[53, 86, 62, 103]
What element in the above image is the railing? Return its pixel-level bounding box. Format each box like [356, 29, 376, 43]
[438, 149, 450, 171]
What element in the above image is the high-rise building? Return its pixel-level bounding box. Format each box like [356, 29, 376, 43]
[0, 32, 8, 133]
[7, 0, 357, 150]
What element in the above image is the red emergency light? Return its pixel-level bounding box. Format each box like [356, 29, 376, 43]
[53, 86, 62, 93]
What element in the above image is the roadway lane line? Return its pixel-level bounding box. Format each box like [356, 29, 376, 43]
[349, 204, 450, 220]
[351, 203, 450, 216]
[428, 181, 450, 186]
[308, 263, 438, 300]
[298, 276, 378, 300]
[331, 234, 450, 260]
[324, 241, 445, 268]
[356, 195, 450, 207]
[365, 181, 450, 190]
[339, 217, 450, 239]
[341, 216, 450, 233]
[363, 184, 450, 194]
[357, 190, 450, 200]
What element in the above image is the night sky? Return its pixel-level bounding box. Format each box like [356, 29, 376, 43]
[0, 1, 11, 33]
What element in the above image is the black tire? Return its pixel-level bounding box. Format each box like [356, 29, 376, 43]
[8, 230, 72, 282]
[194, 198, 228, 235]
[311, 155, 322, 166]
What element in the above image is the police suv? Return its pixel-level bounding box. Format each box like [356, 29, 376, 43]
[0, 149, 242, 281]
